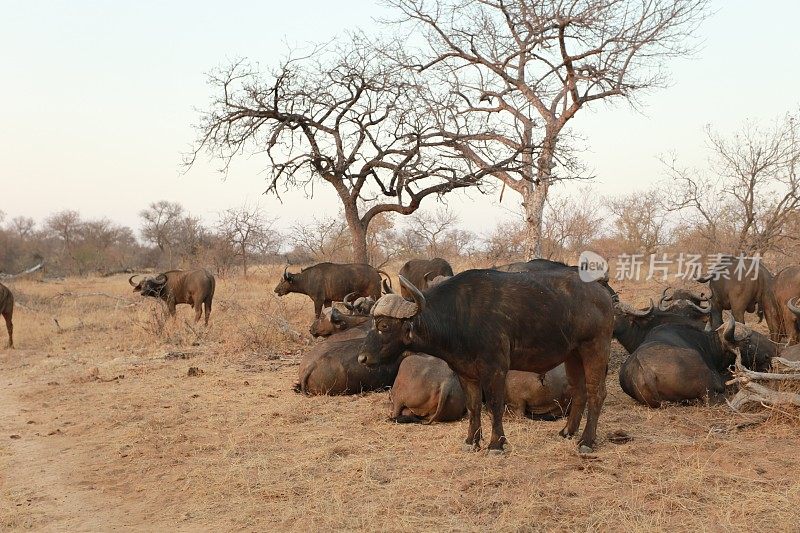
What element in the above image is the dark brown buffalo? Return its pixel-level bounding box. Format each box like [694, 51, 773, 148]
[295, 322, 400, 395]
[618, 316, 774, 407]
[129, 269, 215, 325]
[398, 258, 454, 299]
[275, 262, 386, 317]
[774, 267, 800, 344]
[309, 306, 371, 338]
[658, 288, 711, 323]
[0, 282, 13, 348]
[389, 354, 466, 423]
[358, 270, 614, 454]
[697, 257, 797, 342]
[505, 366, 570, 419]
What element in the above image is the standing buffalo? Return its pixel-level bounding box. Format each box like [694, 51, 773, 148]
[358, 270, 614, 454]
[505, 366, 570, 419]
[389, 354, 466, 423]
[398, 258, 454, 299]
[697, 257, 797, 341]
[773, 267, 800, 344]
[0, 282, 13, 348]
[275, 262, 387, 317]
[129, 269, 215, 325]
[295, 322, 400, 395]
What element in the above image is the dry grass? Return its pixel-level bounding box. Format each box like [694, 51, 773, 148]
[1, 267, 799, 531]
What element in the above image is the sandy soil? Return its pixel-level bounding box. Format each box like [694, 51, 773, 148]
[1, 272, 799, 531]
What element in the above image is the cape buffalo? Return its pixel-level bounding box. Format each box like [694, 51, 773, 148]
[358, 270, 614, 454]
[774, 267, 800, 344]
[309, 294, 374, 338]
[0, 282, 13, 348]
[275, 262, 387, 317]
[505, 366, 570, 420]
[389, 354, 466, 423]
[658, 288, 711, 323]
[697, 257, 796, 341]
[129, 269, 215, 325]
[618, 316, 774, 408]
[613, 300, 707, 354]
[398, 258, 454, 299]
[295, 322, 400, 395]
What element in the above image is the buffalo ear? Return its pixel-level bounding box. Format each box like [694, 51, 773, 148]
[401, 321, 414, 345]
[330, 307, 344, 325]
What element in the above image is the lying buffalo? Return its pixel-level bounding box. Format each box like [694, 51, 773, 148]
[275, 262, 387, 317]
[658, 288, 711, 322]
[0, 282, 13, 348]
[390, 354, 466, 423]
[398, 258, 454, 299]
[309, 295, 373, 338]
[505, 366, 570, 419]
[359, 270, 614, 454]
[697, 257, 798, 342]
[129, 269, 215, 325]
[295, 322, 400, 395]
[619, 315, 774, 408]
[614, 300, 710, 355]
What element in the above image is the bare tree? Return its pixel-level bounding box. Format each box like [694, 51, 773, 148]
[542, 189, 606, 260]
[10, 217, 36, 239]
[663, 112, 800, 255]
[139, 201, 184, 267]
[288, 216, 351, 263]
[390, 0, 709, 258]
[403, 206, 461, 257]
[608, 189, 670, 255]
[188, 36, 512, 264]
[217, 204, 278, 276]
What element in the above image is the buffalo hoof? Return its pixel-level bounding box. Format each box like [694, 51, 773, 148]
[578, 444, 594, 454]
[461, 443, 478, 453]
[487, 448, 505, 456]
[559, 429, 573, 439]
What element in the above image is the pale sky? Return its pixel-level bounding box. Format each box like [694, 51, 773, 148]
[1, 1, 799, 235]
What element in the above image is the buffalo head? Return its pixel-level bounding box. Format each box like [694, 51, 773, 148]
[716, 315, 772, 371]
[358, 276, 422, 367]
[274, 266, 297, 297]
[658, 287, 711, 320]
[612, 299, 654, 336]
[129, 274, 168, 298]
[309, 306, 348, 337]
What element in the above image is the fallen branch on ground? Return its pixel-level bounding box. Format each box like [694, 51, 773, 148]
[727, 353, 800, 411]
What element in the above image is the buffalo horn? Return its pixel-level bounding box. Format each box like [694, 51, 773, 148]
[128, 275, 139, 287]
[722, 314, 751, 344]
[684, 300, 711, 314]
[788, 297, 800, 317]
[343, 292, 357, 311]
[382, 278, 394, 295]
[283, 266, 290, 281]
[153, 273, 167, 284]
[619, 299, 654, 317]
[371, 294, 418, 319]
[399, 275, 426, 313]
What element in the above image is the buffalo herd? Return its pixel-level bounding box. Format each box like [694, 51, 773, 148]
[277, 256, 800, 453]
[2, 254, 799, 454]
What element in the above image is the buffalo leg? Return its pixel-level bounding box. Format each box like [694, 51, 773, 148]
[203, 299, 212, 326]
[577, 340, 610, 451]
[313, 299, 323, 318]
[731, 305, 746, 324]
[560, 355, 587, 439]
[483, 370, 507, 451]
[709, 300, 724, 330]
[458, 375, 482, 449]
[194, 303, 203, 323]
[3, 311, 12, 349]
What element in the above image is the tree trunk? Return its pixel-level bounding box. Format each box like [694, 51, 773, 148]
[241, 243, 248, 277]
[522, 135, 556, 259]
[342, 201, 369, 264]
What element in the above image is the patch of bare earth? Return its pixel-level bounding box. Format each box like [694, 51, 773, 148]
[1, 271, 799, 530]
